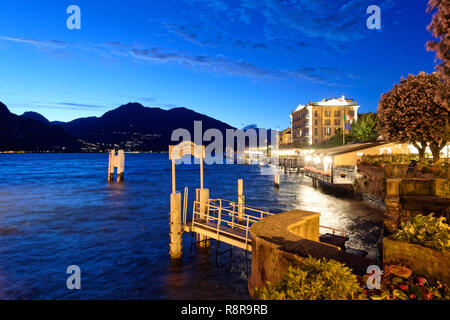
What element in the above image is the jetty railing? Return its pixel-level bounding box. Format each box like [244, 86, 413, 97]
[189, 198, 273, 251]
[186, 197, 345, 251]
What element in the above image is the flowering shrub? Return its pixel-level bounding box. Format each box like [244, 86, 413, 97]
[394, 214, 450, 251]
[364, 265, 449, 300]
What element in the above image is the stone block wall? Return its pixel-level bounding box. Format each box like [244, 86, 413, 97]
[383, 178, 450, 234]
[383, 236, 450, 285]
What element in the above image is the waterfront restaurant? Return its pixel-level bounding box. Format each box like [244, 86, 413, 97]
[303, 141, 410, 184]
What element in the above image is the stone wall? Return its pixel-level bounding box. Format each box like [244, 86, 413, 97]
[383, 236, 450, 285]
[354, 165, 387, 201]
[384, 178, 450, 234]
[248, 210, 378, 297]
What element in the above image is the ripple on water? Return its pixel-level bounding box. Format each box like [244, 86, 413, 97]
[0, 153, 384, 299]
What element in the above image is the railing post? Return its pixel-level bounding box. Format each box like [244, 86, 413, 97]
[198, 188, 210, 248]
[217, 201, 222, 239]
[238, 179, 244, 222]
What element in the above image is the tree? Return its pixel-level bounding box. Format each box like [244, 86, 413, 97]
[378, 72, 449, 163]
[350, 112, 379, 142]
[426, 0, 449, 108]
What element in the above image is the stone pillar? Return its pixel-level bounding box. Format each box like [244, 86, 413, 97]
[108, 150, 125, 183]
[108, 151, 115, 182]
[169, 192, 182, 259]
[117, 150, 125, 182]
[384, 179, 402, 234]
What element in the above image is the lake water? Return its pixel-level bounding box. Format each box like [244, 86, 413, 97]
[0, 153, 383, 299]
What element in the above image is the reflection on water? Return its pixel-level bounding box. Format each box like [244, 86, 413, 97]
[0, 154, 383, 299]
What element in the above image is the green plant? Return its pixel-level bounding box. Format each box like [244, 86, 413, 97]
[394, 214, 450, 251]
[254, 256, 366, 300]
[365, 265, 450, 300]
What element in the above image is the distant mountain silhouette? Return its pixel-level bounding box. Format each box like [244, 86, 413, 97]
[21, 111, 50, 124]
[0, 102, 275, 152]
[59, 102, 235, 152]
[0, 102, 81, 152]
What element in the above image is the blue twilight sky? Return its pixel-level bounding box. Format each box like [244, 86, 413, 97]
[0, 0, 438, 129]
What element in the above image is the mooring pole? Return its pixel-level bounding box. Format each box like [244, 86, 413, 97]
[238, 179, 244, 222]
[108, 149, 125, 183]
[274, 173, 280, 188]
[169, 192, 182, 259]
[108, 150, 115, 182]
[117, 150, 125, 182]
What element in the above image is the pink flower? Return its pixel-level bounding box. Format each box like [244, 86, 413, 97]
[418, 277, 425, 286]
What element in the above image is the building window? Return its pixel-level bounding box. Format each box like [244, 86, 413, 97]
[349, 110, 355, 117]
[314, 139, 318, 144]
[325, 119, 330, 125]
[334, 110, 341, 117]
[324, 110, 330, 117]
[325, 128, 331, 135]
[314, 119, 318, 126]
[314, 111, 318, 117]
[334, 119, 340, 126]
[314, 128, 318, 135]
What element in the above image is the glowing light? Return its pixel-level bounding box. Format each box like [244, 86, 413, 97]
[324, 157, 332, 164]
[357, 152, 364, 157]
[313, 157, 321, 164]
[305, 155, 312, 162]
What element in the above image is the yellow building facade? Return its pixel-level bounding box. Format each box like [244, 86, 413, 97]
[291, 95, 360, 145]
[277, 128, 292, 146]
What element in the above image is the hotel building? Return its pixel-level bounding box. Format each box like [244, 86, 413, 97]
[290, 95, 360, 145]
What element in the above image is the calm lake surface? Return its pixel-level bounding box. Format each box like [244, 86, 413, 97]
[0, 153, 383, 299]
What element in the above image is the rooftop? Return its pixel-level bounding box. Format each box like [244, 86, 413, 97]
[311, 141, 391, 156]
[294, 95, 359, 112]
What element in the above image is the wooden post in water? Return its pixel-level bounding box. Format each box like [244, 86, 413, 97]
[169, 192, 182, 259]
[274, 173, 280, 188]
[108, 150, 125, 182]
[238, 179, 244, 222]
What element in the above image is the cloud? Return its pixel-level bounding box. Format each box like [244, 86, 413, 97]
[0, 36, 70, 49]
[58, 102, 109, 109]
[179, 0, 398, 43]
[0, 35, 349, 85]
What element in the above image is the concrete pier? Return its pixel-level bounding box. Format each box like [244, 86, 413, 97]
[108, 150, 125, 182]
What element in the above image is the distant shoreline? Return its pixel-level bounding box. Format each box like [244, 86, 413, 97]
[0, 151, 169, 154]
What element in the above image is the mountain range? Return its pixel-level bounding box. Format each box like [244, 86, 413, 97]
[0, 102, 236, 152]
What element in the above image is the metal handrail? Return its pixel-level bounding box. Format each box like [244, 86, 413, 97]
[190, 198, 273, 243]
[319, 225, 346, 237]
[183, 187, 189, 225]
